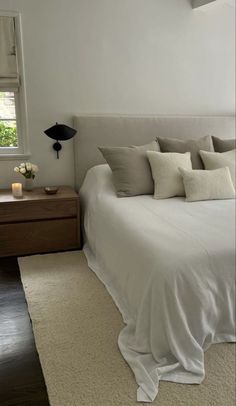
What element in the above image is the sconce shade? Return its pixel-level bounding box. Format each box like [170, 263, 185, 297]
[44, 122, 77, 159]
[44, 123, 77, 141]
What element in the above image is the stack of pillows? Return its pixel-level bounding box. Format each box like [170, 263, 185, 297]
[99, 135, 236, 202]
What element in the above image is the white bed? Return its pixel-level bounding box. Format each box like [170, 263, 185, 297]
[80, 164, 235, 402]
[74, 115, 236, 402]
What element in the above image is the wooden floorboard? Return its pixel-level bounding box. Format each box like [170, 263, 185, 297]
[0, 257, 50, 406]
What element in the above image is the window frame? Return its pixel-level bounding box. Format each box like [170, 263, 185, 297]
[0, 10, 30, 160]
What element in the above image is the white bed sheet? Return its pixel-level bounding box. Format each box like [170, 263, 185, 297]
[80, 164, 236, 402]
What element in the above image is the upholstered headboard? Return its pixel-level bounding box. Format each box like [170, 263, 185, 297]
[73, 115, 235, 189]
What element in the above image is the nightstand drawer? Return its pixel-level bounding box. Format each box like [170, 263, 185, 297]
[0, 218, 78, 257]
[0, 199, 77, 223]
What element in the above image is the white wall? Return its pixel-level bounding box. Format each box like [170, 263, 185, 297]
[0, 0, 235, 188]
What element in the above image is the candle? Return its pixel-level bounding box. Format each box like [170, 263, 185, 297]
[12, 183, 23, 198]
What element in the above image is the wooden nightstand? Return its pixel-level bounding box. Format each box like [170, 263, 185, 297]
[0, 186, 80, 257]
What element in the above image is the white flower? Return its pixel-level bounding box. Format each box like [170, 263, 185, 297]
[32, 164, 39, 173]
[14, 162, 38, 177]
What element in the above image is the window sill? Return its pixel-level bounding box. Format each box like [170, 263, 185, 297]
[0, 152, 31, 161]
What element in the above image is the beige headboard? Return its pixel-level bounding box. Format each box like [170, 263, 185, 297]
[73, 115, 235, 190]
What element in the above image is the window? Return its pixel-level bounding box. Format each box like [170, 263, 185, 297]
[0, 12, 29, 158]
[0, 91, 17, 147]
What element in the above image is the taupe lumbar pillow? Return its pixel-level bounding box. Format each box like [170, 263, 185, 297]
[157, 135, 214, 169]
[200, 149, 236, 188]
[147, 151, 192, 199]
[212, 136, 236, 153]
[179, 167, 235, 202]
[99, 141, 159, 197]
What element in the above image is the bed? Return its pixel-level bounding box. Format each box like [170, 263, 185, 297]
[74, 115, 236, 402]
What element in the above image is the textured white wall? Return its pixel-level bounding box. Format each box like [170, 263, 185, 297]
[0, 0, 235, 188]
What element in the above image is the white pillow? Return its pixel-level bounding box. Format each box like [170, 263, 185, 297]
[200, 149, 235, 188]
[147, 151, 192, 199]
[179, 167, 235, 202]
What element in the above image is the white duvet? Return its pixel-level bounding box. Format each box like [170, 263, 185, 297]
[80, 164, 236, 402]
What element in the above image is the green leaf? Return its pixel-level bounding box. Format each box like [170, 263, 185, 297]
[0, 122, 17, 147]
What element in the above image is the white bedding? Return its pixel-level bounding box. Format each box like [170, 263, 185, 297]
[80, 164, 236, 402]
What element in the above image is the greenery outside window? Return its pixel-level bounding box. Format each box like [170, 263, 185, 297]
[0, 91, 17, 147]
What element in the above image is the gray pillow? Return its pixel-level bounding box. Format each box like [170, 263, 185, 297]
[99, 141, 159, 197]
[212, 136, 236, 152]
[157, 135, 214, 169]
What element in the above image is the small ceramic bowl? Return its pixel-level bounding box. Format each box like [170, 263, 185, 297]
[44, 186, 59, 195]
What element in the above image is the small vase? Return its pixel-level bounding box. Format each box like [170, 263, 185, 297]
[24, 177, 34, 191]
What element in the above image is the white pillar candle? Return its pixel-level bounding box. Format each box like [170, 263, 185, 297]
[12, 183, 23, 198]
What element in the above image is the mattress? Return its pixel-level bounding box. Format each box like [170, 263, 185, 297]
[80, 164, 236, 402]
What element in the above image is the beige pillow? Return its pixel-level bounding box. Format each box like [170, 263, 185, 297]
[99, 141, 159, 197]
[157, 135, 214, 169]
[147, 151, 192, 199]
[212, 136, 236, 152]
[179, 167, 235, 202]
[200, 149, 235, 188]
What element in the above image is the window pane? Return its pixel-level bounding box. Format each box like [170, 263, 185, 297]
[0, 92, 18, 147]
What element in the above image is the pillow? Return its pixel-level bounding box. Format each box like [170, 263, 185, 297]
[157, 135, 214, 169]
[179, 167, 235, 202]
[212, 136, 236, 152]
[200, 149, 235, 188]
[147, 151, 192, 199]
[99, 141, 159, 197]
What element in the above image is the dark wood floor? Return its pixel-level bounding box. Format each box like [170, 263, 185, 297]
[0, 257, 50, 406]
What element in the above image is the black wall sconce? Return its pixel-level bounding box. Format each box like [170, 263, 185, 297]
[44, 123, 77, 159]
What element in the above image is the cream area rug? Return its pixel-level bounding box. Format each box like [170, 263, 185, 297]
[18, 251, 235, 406]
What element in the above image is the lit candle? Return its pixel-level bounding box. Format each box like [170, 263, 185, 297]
[12, 183, 23, 198]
